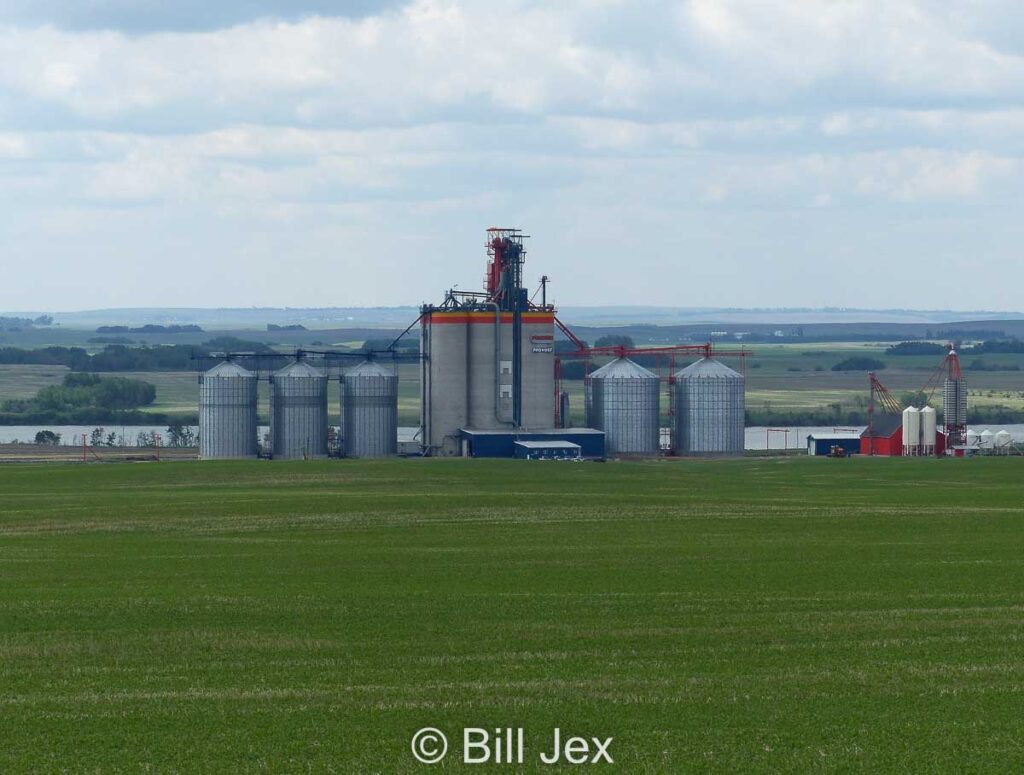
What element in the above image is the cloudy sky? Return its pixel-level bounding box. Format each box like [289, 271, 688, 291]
[1, 1, 1022, 312]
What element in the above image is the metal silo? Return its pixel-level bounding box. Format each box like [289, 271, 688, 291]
[674, 357, 745, 455]
[902, 406, 920, 455]
[920, 406, 937, 455]
[585, 357, 660, 455]
[995, 430, 1012, 453]
[270, 359, 328, 459]
[342, 360, 398, 457]
[199, 360, 258, 459]
[943, 376, 967, 446]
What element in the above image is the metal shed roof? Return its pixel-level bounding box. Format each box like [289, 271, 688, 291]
[514, 440, 582, 450]
[460, 427, 604, 437]
[861, 413, 902, 438]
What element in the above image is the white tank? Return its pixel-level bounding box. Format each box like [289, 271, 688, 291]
[979, 429, 995, 449]
[966, 429, 980, 448]
[994, 430, 1012, 452]
[920, 406, 937, 454]
[902, 406, 920, 454]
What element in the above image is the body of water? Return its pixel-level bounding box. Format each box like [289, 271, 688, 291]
[6, 424, 1024, 451]
[0, 425, 203, 446]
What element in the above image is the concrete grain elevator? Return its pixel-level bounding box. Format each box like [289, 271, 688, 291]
[420, 228, 556, 455]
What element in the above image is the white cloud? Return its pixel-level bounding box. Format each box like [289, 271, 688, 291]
[0, 132, 31, 158]
[2, 0, 1021, 129]
[681, 0, 1024, 103]
[0, 2, 651, 124]
[1, 0, 1023, 310]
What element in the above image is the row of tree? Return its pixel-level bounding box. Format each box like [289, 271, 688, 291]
[96, 324, 203, 334]
[887, 338, 1024, 356]
[2, 374, 159, 424]
[0, 315, 53, 331]
[32, 421, 197, 447]
[0, 337, 277, 372]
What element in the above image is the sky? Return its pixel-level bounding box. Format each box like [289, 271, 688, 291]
[1, 0, 1023, 312]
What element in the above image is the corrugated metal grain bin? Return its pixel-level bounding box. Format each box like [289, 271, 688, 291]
[342, 360, 398, 458]
[674, 358, 745, 455]
[270, 359, 328, 459]
[585, 357, 661, 455]
[199, 361, 258, 459]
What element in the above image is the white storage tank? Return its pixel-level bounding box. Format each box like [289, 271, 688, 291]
[979, 429, 995, 450]
[920, 406, 937, 454]
[902, 406, 921, 455]
[199, 361, 258, 459]
[994, 430, 1012, 453]
[966, 429, 980, 448]
[270, 358, 329, 459]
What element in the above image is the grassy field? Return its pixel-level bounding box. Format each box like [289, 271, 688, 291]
[2, 457, 1024, 771]
[0, 364, 71, 400]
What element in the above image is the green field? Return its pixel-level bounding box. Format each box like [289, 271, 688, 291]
[3, 458, 1024, 771]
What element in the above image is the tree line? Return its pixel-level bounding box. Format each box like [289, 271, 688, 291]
[0, 315, 53, 331]
[886, 338, 1024, 356]
[1, 373, 161, 424]
[0, 337, 277, 372]
[96, 324, 203, 334]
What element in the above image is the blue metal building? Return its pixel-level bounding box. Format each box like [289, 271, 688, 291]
[514, 440, 582, 460]
[459, 428, 605, 458]
[807, 433, 861, 456]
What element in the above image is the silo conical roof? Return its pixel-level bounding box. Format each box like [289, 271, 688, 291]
[675, 357, 743, 379]
[345, 360, 395, 378]
[274, 359, 325, 378]
[205, 361, 255, 378]
[589, 357, 657, 380]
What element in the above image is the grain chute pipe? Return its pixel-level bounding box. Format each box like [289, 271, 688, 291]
[482, 302, 511, 426]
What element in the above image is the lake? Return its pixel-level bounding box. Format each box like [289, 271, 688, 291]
[6, 424, 1024, 451]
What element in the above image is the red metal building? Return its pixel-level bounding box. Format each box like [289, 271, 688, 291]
[860, 413, 903, 456]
